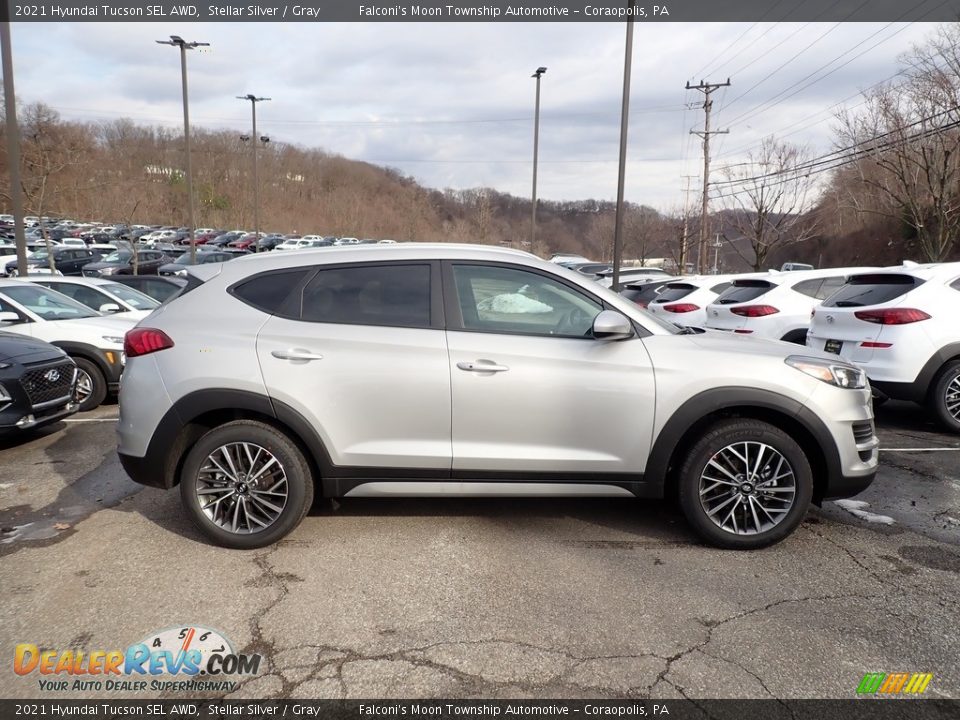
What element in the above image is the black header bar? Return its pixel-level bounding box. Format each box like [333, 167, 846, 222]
[3, 1, 960, 23]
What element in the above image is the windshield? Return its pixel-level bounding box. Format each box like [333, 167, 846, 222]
[173, 254, 194, 265]
[28, 250, 50, 261]
[101, 282, 160, 309]
[103, 251, 131, 263]
[0, 285, 99, 320]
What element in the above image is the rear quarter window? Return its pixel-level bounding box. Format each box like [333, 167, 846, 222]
[230, 269, 313, 314]
[822, 274, 923, 307]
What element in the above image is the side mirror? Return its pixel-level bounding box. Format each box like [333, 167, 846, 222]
[0, 311, 21, 323]
[99, 303, 122, 314]
[592, 310, 634, 341]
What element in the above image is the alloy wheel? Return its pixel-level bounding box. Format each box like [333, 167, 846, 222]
[195, 442, 288, 534]
[698, 441, 796, 536]
[74, 369, 93, 405]
[946, 374, 960, 422]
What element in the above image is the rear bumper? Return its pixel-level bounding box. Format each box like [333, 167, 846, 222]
[821, 468, 877, 501]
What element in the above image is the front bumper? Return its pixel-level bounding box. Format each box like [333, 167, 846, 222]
[0, 398, 79, 431]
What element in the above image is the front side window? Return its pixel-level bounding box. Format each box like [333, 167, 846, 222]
[452, 264, 601, 338]
[40, 282, 106, 311]
[299, 264, 431, 328]
[0, 285, 98, 320]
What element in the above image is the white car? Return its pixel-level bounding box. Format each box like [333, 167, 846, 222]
[0, 279, 136, 410]
[705, 268, 874, 344]
[334, 237, 360, 246]
[807, 262, 960, 432]
[140, 230, 178, 245]
[15, 276, 160, 321]
[59, 238, 88, 248]
[274, 238, 315, 251]
[596, 268, 674, 288]
[548, 253, 589, 264]
[647, 274, 757, 328]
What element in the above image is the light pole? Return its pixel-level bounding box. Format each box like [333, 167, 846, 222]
[1, 21, 28, 277]
[157, 35, 208, 264]
[611, 0, 636, 292]
[237, 95, 270, 252]
[531, 66, 546, 251]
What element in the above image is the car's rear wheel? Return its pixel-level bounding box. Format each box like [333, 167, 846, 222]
[179, 420, 314, 549]
[72, 357, 106, 412]
[930, 360, 960, 434]
[678, 419, 813, 549]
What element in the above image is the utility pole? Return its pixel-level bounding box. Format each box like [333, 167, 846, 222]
[1, 21, 27, 277]
[679, 174, 697, 275]
[530, 67, 546, 251]
[687, 79, 729, 274]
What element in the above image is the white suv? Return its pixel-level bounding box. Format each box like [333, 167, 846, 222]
[807, 262, 960, 432]
[0, 279, 136, 410]
[706, 268, 873, 344]
[646, 274, 754, 328]
[118, 245, 878, 550]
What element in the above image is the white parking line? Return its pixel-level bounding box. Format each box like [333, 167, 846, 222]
[881, 447, 960, 452]
[63, 418, 118, 423]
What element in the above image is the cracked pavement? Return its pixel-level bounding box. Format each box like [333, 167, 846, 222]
[0, 400, 958, 700]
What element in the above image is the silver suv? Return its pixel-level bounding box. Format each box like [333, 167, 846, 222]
[117, 245, 878, 550]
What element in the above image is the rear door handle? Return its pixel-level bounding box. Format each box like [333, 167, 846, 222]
[457, 360, 509, 373]
[271, 348, 324, 362]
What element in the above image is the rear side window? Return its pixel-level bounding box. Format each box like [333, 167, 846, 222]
[714, 280, 772, 305]
[231, 269, 313, 314]
[654, 284, 696, 303]
[299, 264, 431, 328]
[791, 279, 823, 299]
[821, 274, 923, 308]
[709, 282, 732, 294]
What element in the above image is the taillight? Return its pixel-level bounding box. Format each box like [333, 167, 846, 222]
[124, 328, 174, 357]
[854, 308, 930, 325]
[637, 301, 649, 308]
[664, 303, 699, 313]
[731, 305, 779, 317]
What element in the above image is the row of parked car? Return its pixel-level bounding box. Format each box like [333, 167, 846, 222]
[592, 260, 960, 434]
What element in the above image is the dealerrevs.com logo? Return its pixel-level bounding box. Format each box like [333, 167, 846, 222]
[14, 625, 261, 693]
[856, 672, 934, 696]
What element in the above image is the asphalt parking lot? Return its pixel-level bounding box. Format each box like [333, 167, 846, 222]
[0, 401, 958, 701]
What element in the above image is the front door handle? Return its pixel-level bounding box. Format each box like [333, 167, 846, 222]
[457, 360, 509, 373]
[271, 348, 324, 362]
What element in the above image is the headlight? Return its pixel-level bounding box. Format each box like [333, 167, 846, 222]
[785, 356, 867, 390]
[100, 267, 116, 275]
[102, 336, 125, 344]
[0, 362, 10, 369]
[174, 269, 187, 277]
[0, 382, 11, 402]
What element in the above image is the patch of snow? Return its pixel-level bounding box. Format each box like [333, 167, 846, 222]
[833, 499, 896, 525]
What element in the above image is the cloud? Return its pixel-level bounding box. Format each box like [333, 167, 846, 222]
[7, 20, 939, 210]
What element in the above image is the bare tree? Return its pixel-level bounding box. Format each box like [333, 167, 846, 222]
[718, 138, 821, 271]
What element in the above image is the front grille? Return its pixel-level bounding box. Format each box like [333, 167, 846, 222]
[19, 361, 75, 406]
[852, 420, 875, 445]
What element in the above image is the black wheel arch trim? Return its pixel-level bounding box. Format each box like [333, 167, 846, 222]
[645, 386, 844, 499]
[50, 341, 119, 384]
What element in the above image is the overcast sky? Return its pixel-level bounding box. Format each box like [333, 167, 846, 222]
[5, 20, 941, 211]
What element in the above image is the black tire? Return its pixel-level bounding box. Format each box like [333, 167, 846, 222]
[677, 418, 813, 550]
[179, 420, 314, 549]
[929, 360, 960, 434]
[72, 357, 107, 412]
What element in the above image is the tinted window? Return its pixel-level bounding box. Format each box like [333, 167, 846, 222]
[232, 269, 313, 314]
[653, 284, 696, 303]
[714, 280, 773, 305]
[40, 282, 107, 310]
[452, 264, 601, 337]
[815, 276, 847, 300]
[791, 279, 823, 299]
[821, 274, 923, 307]
[709, 282, 733, 294]
[299, 264, 431, 328]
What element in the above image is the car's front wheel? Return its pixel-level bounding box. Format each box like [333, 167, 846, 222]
[678, 419, 813, 549]
[929, 360, 960, 434]
[179, 420, 314, 549]
[72, 357, 107, 412]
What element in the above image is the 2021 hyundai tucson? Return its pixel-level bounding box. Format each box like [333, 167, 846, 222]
[117, 245, 879, 550]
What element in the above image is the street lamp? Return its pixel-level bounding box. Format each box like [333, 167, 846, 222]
[531, 66, 546, 250]
[611, 0, 636, 292]
[237, 94, 271, 252]
[156, 35, 209, 264]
